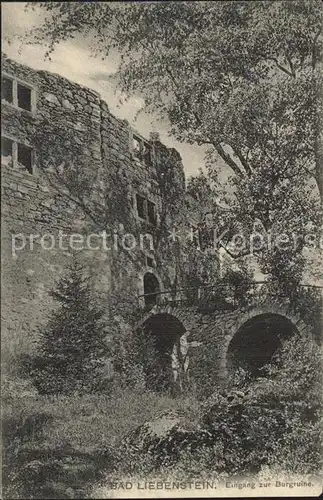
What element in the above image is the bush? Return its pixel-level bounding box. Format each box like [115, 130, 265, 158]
[201, 332, 322, 475]
[221, 267, 254, 306]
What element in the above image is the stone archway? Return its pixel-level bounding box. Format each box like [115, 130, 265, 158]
[132, 300, 311, 389]
[138, 312, 186, 392]
[216, 301, 309, 383]
[135, 303, 201, 333]
[227, 313, 298, 377]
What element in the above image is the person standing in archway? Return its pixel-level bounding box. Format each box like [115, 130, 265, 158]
[171, 330, 202, 394]
[171, 339, 181, 395]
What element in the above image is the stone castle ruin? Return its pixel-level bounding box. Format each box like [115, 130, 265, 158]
[1, 54, 315, 392]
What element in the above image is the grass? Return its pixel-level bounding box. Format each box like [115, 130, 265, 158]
[2, 374, 200, 499]
[4, 388, 199, 450]
[2, 377, 321, 499]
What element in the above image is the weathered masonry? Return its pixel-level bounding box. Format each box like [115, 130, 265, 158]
[1, 53, 199, 364]
[135, 296, 311, 392]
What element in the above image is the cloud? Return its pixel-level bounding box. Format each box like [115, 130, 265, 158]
[90, 72, 115, 82]
[1, 2, 209, 177]
[2, 2, 44, 36]
[2, 40, 117, 83]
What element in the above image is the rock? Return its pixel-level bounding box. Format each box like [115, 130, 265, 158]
[122, 410, 212, 464]
[64, 89, 73, 99]
[17, 184, 29, 194]
[43, 93, 60, 106]
[92, 107, 101, 118]
[74, 121, 87, 132]
[124, 411, 181, 449]
[76, 96, 88, 106]
[62, 99, 75, 111]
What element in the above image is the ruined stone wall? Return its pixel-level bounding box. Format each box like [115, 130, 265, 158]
[99, 99, 190, 305]
[1, 54, 189, 370]
[1, 54, 109, 367]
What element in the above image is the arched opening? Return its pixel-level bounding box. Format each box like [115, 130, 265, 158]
[227, 313, 297, 377]
[137, 313, 186, 392]
[143, 272, 160, 308]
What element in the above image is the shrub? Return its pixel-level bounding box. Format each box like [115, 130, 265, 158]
[201, 332, 322, 475]
[221, 267, 254, 306]
[259, 333, 322, 473]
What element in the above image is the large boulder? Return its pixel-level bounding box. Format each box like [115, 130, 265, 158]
[122, 410, 212, 466]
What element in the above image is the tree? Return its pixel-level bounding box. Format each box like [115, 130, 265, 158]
[22, 1, 322, 198]
[20, 1, 322, 283]
[29, 260, 111, 394]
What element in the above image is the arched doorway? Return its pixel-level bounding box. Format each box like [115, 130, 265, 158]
[143, 272, 160, 308]
[227, 313, 297, 377]
[137, 313, 186, 392]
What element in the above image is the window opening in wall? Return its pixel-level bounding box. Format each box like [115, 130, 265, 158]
[147, 200, 156, 225]
[136, 194, 146, 220]
[146, 256, 155, 268]
[1, 137, 13, 162]
[2, 76, 13, 103]
[17, 143, 33, 174]
[1, 75, 35, 113]
[1, 136, 34, 174]
[131, 133, 152, 166]
[17, 83, 32, 111]
[135, 194, 157, 226]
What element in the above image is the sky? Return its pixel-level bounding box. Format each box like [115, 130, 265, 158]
[1, 2, 210, 179]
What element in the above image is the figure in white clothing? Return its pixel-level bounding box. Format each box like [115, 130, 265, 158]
[171, 330, 202, 393]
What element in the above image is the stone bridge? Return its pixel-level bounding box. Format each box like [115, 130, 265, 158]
[134, 296, 311, 389]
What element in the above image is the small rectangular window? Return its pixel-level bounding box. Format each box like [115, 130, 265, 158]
[136, 193, 157, 225]
[2, 75, 35, 113]
[2, 77, 13, 103]
[2, 136, 34, 173]
[136, 194, 146, 219]
[17, 83, 32, 111]
[17, 143, 33, 174]
[147, 200, 156, 225]
[132, 133, 152, 166]
[1, 136, 13, 158]
[133, 137, 141, 157]
[146, 256, 154, 268]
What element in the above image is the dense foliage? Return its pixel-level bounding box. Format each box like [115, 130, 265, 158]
[114, 332, 322, 478]
[200, 333, 322, 475]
